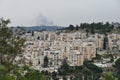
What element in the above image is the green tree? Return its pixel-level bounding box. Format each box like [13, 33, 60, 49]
[91, 28, 95, 34]
[0, 18, 25, 77]
[68, 24, 74, 31]
[0, 75, 15, 80]
[86, 29, 89, 37]
[63, 76, 67, 80]
[103, 72, 118, 80]
[103, 35, 108, 50]
[110, 54, 114, 62]
[115, 58, 120, 71]
[92, 54, 101, 60]
[75, 25, 79, 30]
[24, 69, 45, 80]
[58, 59, 69, 75]
[83, 61, 103, 74]
[77, 74, 83, 80]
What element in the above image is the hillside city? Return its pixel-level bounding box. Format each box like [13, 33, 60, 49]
[0, 0, 120, 80]
[18, 22, 120, 80]
[1, 18, 120, 80]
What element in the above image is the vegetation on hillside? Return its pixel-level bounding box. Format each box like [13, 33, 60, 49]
[62, 22, 120, 34]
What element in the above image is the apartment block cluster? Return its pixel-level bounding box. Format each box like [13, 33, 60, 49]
[22, 31, 110, 70]
[108, 33, 120, 50]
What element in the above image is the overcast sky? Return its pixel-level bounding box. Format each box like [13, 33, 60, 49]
[0, 0, 120, 26]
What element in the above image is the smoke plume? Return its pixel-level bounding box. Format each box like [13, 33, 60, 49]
[35, 13, 54, 26]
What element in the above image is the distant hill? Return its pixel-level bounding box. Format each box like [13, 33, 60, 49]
[10, 26, 64, 32]
[24, 26, 62, 31]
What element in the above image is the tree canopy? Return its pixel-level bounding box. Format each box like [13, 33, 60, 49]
[103, 72, 118, 80]
[115, 58, 120, 70]
[83, 61, 103, 74]
[0, 18, 26, 76]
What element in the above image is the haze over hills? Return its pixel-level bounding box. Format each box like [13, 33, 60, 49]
[10, 25, 64, 32]
[24, 26, 63, 31]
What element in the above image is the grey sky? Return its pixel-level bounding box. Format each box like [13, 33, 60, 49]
[0, 0, 120, 26]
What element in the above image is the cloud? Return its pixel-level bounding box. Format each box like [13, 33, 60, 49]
[0, 0, 3, 5]
[35, 13, 54, 26]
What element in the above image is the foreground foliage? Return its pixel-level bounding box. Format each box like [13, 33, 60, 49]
[103, 72, 118, 80]
[0, 18, 45, 80]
